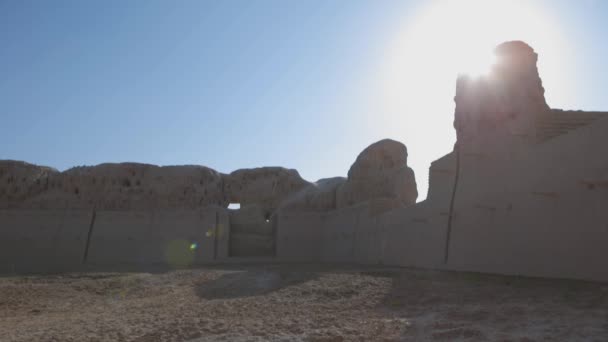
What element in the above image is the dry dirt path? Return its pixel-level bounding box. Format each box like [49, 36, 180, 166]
[1, 264, 607, 341]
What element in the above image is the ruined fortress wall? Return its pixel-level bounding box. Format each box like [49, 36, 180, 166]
[436, 41, 608, 282]
[352, 207, 384, 265]
[1, 41, 607, 282]
[273, 108, 608, 283]
[243, 109, 608, 282]
[228, 206, 276, 257]
[275, 212, 323, 262]
[0, 208, 230, 273]
[378, 202, 448, 268]
[320, 206, 359, 263]
[426, 152, 457, 204]
[87, 208, 227, 266]
[86, 211, 150, 265]
[215, 209, 231, 259]
[322, 202, 446, 268]
[275, 199, 447, 268]
[0, 209, 92, 273]
[446, 115, 608, 282]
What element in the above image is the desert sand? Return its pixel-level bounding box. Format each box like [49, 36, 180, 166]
[1, 264, 607, 341]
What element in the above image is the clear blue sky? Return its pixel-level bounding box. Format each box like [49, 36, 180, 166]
[1, 0, 607, 199]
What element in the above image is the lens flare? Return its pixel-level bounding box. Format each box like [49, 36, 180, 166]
[206, 224, 224, 238]
[165, 239, 195, 268]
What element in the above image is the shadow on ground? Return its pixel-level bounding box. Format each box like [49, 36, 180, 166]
[359, 268, 608, 341]
[195, 267, 319, 300]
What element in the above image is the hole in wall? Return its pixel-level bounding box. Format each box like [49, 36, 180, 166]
[228, 203, 240, 210]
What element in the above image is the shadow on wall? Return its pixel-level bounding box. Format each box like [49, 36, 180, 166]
[195, 268, 319, 299]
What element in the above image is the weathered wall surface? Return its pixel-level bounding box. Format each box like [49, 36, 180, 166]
[0, 207, 230, 273]
[228, 206, 276, 257]
[319, 201, 446, 268]
[426, 152, 457, 205]
[441, 41, 608, 282]
[1, 163, 226, 210]
[279, 177, 346, 212]
[224, 167, 311, 213]
[0, 161, 59, 209]
[87, 207, 227, 266]
[277, 140, 418, 214]
[274, 199, 447, 269]
[378, 201, 448, 268]
[320, 206, 359, 263]
[276, 212, 323, 262]
[272, 42, 608, 283]
[336, 139, 418, 209]
[446, 115, 608, 282]
[0, 209, 91, 273]
[1, 40, 607, 283]
[0, 139, 417, 216]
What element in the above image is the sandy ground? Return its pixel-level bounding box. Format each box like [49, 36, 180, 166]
[0, 264, 607, 342]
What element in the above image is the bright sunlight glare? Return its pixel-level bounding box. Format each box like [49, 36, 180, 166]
[370, 0, 573, 200]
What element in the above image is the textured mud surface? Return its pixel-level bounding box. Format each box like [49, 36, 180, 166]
[1, 265, 607, 341]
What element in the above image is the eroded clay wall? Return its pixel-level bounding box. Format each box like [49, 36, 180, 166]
[228, 206, 276, 257]
[87, 208, 227, 266]
[275, 198, 448, 268]
[0, 207, 230, 273]
[0, 209, 92, 273]
[446, 115, 608, 282]
[376, 202, 448, 268]
[275, 212, 324, 262]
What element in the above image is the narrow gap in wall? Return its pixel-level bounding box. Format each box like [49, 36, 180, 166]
[227, 203, 240, 210]
[213, 210, 219, 260]
[82, 209, 97, 264]
[444, 147, 461, 264]
[272, 214, 278, 257]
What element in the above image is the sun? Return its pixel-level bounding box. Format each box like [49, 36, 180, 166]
[376, 0, 568, 108]
[412, 0, 538, 77]
[372, 0, 570, 199]
[389, 0, 565, 78]
[458, 49, 497, 78]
